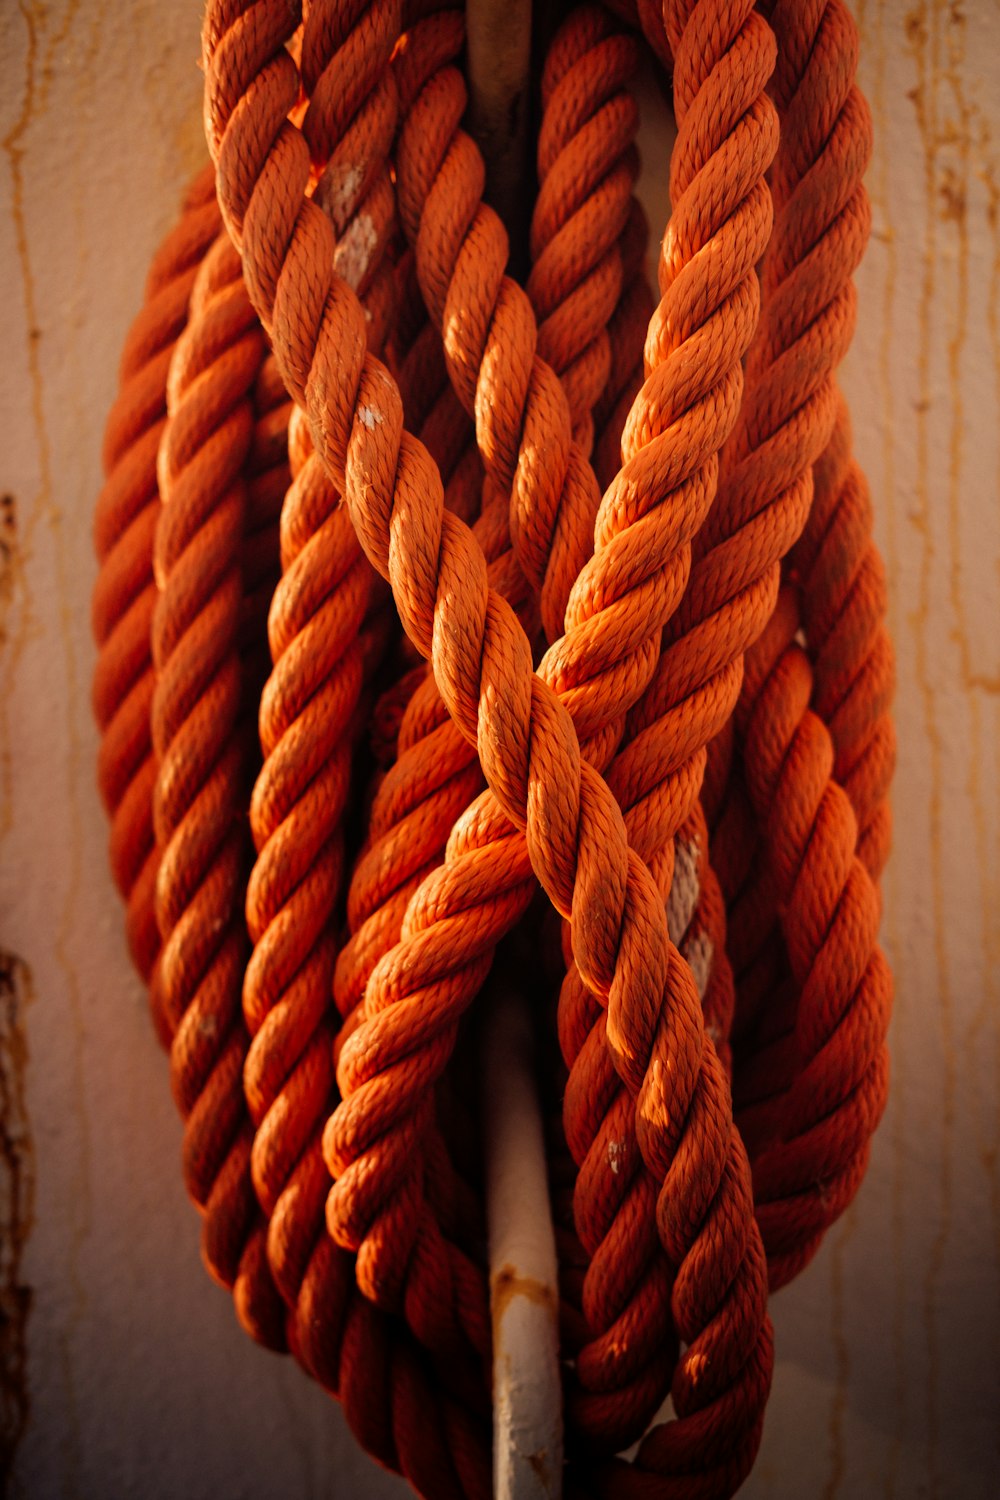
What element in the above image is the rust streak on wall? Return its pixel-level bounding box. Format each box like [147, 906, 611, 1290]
[0, 951, 35, 1480]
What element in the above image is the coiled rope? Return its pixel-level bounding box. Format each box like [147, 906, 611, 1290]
[92, 0, 893, 1494]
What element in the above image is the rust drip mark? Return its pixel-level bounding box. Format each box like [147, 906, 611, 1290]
[937, 0, 1000, 1395]
[940, 2, 996, 842]
[981, 132, 1000, 1342]
[0, 0, 82, 826]
[908, 9, 1000, 1479]
[0, 496, 16, 628]
[0, 951, 36, 1483]
[0, 4, 38, 843]
[526, 1446, 553, 1493]
[491, 1265, 559, 1495]
[968, 68, 1000, 1365]
[869, 4, 908, 1494]
[903, 4, 955, 1496]
[130, 0, 209, 195]
[3, 10, 90, 1492]
[490, 1263, 558, 1328]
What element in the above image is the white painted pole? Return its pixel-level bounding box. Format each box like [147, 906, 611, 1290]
[482, 985, 563, 1500]
[465, 6, 562, 1491]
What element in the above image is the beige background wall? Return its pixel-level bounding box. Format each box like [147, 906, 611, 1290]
[1, 2, 998, 1496]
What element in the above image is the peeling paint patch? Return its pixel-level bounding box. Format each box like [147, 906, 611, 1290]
[0, 950, 35, 1481]
[489, 1262, 558, 1327]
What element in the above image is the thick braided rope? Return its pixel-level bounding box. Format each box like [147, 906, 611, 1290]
[329, 0, 631, 1185]
[242, 0, 497, 1398]
[239, 0, 401, 1272]
[392, 2, 602, 646]
[202, 1, 777, 1489]
[537, 0, 784, 1465]
[590, 0, 890, 1299]
[82, 149, 671, 1488]
[334, 1, 639, 1027]
[257, 317, 489, 1321]
[733, 593, 892, 1291]
[253, 396, 496, 1489]
[326, 0, 768, 1330]
[249, 450, 497, 1500]
[249, 12, 506, 1362]
[564, 0, 878, 1300]
[316, 0, 650, 1391]
[706, 0, 894, 1289]
[527, 4, 641, 456]
[727, 405, 895, 1173]
[792, 399, 895, 885]
[388, 271, 482, 531]
[88, 5, 895, 1494]
[92, 168, 220, 1004]
[327, 0, 759, 1339]
[374, 4, 775, 1464]
[88, 174, 519, 1498]
[254, 2, 503, 1350]
[243, 350, 294, 673]
[151, 228, 286, 1346]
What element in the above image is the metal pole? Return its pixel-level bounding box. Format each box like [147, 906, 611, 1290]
[483, 984, 563, 1499]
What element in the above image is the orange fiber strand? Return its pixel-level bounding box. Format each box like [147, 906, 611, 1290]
[87, 2, 895, 1494]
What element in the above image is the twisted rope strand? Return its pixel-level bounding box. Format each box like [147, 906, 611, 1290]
[203, 1, 777, 1486]
[332, 0, 773, 1338]
[90, 3, 895, 1492]
[240, 0, 402, 1282]
[92, 168, 221, 999]
[545, 0, 784, 1466]
[527, 4, 641, 456]
[322, 6, 650, 1344]
[152, 228, 285, 1345]
[713, 0, 894, 1288]
[335, 0, 642, 1086]
[793, 399, 895, 884]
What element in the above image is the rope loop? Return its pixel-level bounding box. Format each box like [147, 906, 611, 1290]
[92, 0, 893, 1492]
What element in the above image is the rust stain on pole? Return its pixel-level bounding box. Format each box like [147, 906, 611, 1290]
[484, 985, 563, 1500]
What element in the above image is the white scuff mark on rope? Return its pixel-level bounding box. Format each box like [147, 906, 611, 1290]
[319, 162, 363, 231]
[667, 835, 700, 946]
[607, 1138, 624, 1176]
[333, 212, 377, 292]
[684, 931, 714, 1003]
[358, 405, 383, 430]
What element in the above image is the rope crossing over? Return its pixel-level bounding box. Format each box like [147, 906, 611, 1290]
[92, 0, 894, 1493]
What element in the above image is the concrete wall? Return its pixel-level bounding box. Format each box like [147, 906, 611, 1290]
[1, 2, 997, 1496]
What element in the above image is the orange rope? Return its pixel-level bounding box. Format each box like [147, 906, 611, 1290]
[90, 1, 894, 1493]
[93, 167, 220, 1011]
[151, 226, 288, 1343]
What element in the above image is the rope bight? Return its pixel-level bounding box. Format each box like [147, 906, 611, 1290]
[92, 0, 894, 1493]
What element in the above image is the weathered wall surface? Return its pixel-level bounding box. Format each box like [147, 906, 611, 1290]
[1, 2, 997, 1497]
